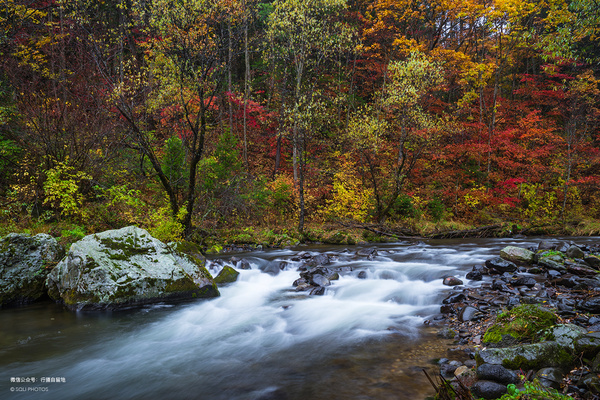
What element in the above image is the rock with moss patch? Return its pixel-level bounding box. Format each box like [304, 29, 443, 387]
[0, 233, 64, 307]
[482, 304, 557, 345]
[476, 341, 574, 370]
[500, 246, 535, 265]
[46, 226, 219, 311]
[214, 266, 240, 285]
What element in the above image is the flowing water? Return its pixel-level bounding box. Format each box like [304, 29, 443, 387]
[1, 237, 597, 400]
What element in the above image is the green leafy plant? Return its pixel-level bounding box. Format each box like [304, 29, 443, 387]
[43, 160, 91, 221]
[499, 379, 571, 399]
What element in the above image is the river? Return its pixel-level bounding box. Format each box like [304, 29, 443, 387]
[2, 237, 597, 400]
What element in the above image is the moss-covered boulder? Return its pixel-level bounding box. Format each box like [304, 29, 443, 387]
[214, 266, 240, 285]
[482, 304, 557, 345]
[0, 233, 64, 307]
[46, 226, 219, 311]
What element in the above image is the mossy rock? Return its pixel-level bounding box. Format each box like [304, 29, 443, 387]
[0, 233, 64, 307]
[46, 226, 219, 311]
[483, 304, 557, 345]
[477, 341, 574, 370]
[214, 266, 240, 285]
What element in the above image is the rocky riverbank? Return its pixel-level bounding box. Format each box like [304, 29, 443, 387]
[434, 239, 600, 399]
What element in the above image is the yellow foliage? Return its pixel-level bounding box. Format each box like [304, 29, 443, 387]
[324, 159, 374, 222]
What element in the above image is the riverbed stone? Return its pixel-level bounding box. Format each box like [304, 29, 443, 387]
[585, 256, 600, 269]
[443, 276, 463, 286]
[470, 380, 507, 399]
[578, 297, 600, 313]
[0, 233, 64, 307]
[566, 245, 585, 260]
[485, 257, 517, 273]
[46, 226, 219, 311]
[535, 367, 564, 389]
[476, 363, 518, 384]
[500, 246, 535, 264]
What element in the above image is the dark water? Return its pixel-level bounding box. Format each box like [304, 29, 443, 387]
[1, 237, 597, 400]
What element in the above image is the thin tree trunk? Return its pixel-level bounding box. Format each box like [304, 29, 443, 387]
[242, 10, 250, 170]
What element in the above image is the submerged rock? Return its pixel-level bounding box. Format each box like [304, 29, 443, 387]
[0, 233, 64, 307]
[46, 226, 219, 311]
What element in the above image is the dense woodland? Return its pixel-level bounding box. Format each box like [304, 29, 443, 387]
[0, 0, 599, 245]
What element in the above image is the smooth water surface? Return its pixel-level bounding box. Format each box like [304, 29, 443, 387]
[1, 237, 596, 399]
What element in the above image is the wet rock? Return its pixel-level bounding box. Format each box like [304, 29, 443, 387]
[214, 266, 239, 284]
[357, 271, 367, 279]
[547, 269, 562, 279]
[585, 255, 600, 269]
[238, 259, 252, 270]
[476, 363, 518, 384]
[310, 286, 326, 296]
[295, 283, 311, 292]
[578, 297, 600, 313]
[492, 279, 510, 291]
[443, 276, 463, 286]
[440, 360, 462, 378]
[582, 374, 600, 394]
[485, 257, 517, 273]
[0, 233, 64, 307]
[535, 367, 564, 390]
[261, 263, 282, 276]
[466, 270, 482, 281]
[311, 274, 331, 287]
[538, 240, 569, 252]
[512, 276, 537, 288]
[46, 226, 219, 311]
[442, 293, 466, 304]
[437, 327, 456, 339]
[293, 278, 307, 287]
[567, 264, 598, 276]
[566, 245, 585, 260]
[500, 246, 535, 264]
[574, 331, 600, 357]
[306, 254, 330, 267]
[470, 380, 507, 399]
[356, 248, 378, 257]
[459, 306, 482, 322]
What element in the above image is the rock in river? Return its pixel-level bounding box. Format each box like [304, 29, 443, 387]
[46, 226, 219, 310]
[0, 233, 64, 307]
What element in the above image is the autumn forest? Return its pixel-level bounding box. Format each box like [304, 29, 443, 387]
[1, 0, 599, 245]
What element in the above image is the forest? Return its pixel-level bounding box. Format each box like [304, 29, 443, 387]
[0, 0, 599, 247]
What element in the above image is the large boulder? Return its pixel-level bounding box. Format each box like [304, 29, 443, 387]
[46, 226, 219, 310]
[500, 246, 535, 265]
[0, 233, 64, 307]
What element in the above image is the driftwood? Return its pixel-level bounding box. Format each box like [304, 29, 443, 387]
[337, 222, 425, 241]
[429, 224, 503, 239]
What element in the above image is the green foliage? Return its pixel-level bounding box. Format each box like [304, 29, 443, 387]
[161, 136, 187, 193]
[426, 198, 446, 222]
[391, 194, 418, 219]
[483, 304, 557, 344]
[148, 202, 187, 243]
[60, 225, 86, 241]
[43, 160, 91, 221]
[500, 379, 572, 400]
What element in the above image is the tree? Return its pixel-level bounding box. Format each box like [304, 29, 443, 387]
[266, 0, 353, 232]
[349, 52, 444, 223]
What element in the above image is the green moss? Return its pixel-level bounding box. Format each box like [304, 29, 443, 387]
[483, 304, 557, 344]
[99, 237, 153, 259]
[214, 266, 239, 284]
[165, 277, 198, 293]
